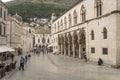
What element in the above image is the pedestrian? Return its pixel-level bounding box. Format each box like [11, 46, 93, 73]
[28, 54, 31, 61]
[25, 55, 28, 62]
[5, 52, 8, 61]
[18, 49, 20, 56]
[11, 53, 15, 62]
[19, 56, 25, 71]
[83, 51, 87, 62]
[98, 58, 103, 65]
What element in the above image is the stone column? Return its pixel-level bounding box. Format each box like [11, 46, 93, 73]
[68, 44, 70, 56]
[79, 44, 81, 58]
[61, 43, 63, 55]
[64, 43, 66, 55]
[72, 43, 75, 57]
[59, 44, 61, 54]
[62, 43, 65, 55]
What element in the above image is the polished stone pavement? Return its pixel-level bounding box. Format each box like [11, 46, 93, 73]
[2, 53, 120, 80]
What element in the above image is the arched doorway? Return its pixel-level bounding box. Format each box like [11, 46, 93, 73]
[58, 35, 61, 54]
[64, 34, 68, 55]
[61, 35, 64, 55]
[73, 32, 79, 58]
[68, 33, 72, 56]
[79, 30, 86, 59]
[39, 45, 41, 48]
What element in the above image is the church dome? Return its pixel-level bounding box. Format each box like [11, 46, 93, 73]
[13, 13, 23, 21]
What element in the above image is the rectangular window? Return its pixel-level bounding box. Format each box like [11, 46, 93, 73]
[91, 47, 95, 53]
[4, 11, 6, 20]
[103, 48, 108, 55]
[0, 7, 2, 18]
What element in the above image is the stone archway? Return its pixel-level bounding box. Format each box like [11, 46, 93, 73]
[61, 35, 64, 55]
[39, 45, 41, 48]
[42, 37, 45, 44]
[79, 30, 86, 59]
[73, 32, 79, 58]
[68, 33, 73, 57]
[64, 34, 68, 55]
[58, 35, 61, 54]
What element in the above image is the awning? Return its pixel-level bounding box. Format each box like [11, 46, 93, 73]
[47, 43, 54, 48]
[0, 46, 7, 53]
[0, 46, 15, 53]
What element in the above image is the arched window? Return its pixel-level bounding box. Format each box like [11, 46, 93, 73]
[73, 10, 77, 25]
[103, 27, 107, 39]
[80, 33, 86, 44]
[91, 30, 94, 40]
[61, 20, 63, 30]
[95, 0, 102, 17]
[38, 39, 40, 43]
[64, 17, 67, 29]
[42, 37, 45, 43]
[80, 5, 86, 22]
[58, 21, 60, 31]
[68, 14, 72, 27]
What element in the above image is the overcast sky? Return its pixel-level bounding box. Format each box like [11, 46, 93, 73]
[2, 0, 12, 2]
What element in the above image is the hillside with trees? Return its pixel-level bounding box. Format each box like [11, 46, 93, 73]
[6, 0, 82, 22]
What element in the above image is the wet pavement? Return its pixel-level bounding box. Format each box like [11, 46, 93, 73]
[2, 53, 120, 80]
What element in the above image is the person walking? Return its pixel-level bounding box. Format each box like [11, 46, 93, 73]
[83, 51, 87, 62]
[25, 55, 28, 62]
[11, 53, 15, 62]
[28, 53, 31, 61]
[19, 56, 25, 71]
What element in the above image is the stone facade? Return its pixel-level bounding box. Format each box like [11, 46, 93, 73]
[6, 20, 25, 48]
[51, 0, 120, 65]
[34, 25, 51, 48]
[22, 23, 34, 53]
[0, 1, 7, 46]
[6, 15, 34, 53]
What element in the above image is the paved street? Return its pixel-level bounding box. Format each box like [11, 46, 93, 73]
[2, 53, 120, 80]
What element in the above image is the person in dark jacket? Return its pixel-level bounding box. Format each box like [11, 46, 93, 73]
[25, 55, 28, 62]
[98, 58, 103, 65]
[83, 51, 87, 62]
[11, 53, 15, 62]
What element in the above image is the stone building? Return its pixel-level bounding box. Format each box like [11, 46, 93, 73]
[22, 23, 34, 52]
[0, 0, 8, 47]
[51, 0, 120, 65]
[6, 14, 34, 53]
[34, 25, 51, 48]
[7, 14, 24, 48]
